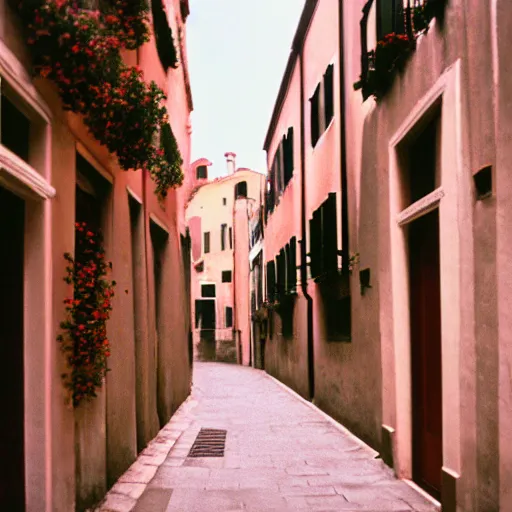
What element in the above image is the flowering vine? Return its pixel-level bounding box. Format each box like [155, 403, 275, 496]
[57, 222, 116, 407]
[17, 0, 183, 197]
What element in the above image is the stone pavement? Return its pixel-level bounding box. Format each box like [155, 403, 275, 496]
[98, 363, 439, 512]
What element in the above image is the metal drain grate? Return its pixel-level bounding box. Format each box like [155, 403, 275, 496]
[188, 428, 227, 458]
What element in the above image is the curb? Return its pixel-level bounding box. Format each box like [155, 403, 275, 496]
[262, 370, 380, 458]
[92, 391, 200, 512]
[262, 370, 441, 509]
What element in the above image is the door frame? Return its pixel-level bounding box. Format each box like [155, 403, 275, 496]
[384, 60, 464, 497]
[0, 57, 54, 509]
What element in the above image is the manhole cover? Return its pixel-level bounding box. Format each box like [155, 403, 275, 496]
[188, 428, 227, 458]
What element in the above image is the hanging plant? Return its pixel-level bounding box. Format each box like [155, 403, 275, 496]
[157, 122, 184, 195]
[17, 0, 183, 197]
[354, 0, 448, 101]
[354, 33, 415, 101]
[58, 222, 116, 407]
[151, 0, 179, 70]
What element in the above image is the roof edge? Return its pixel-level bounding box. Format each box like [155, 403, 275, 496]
[262, 0, 319, 152]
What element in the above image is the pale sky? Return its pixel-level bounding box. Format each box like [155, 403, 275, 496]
[186, 0, 305, 179]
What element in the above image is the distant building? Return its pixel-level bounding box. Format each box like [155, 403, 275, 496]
[186, 153, 264, 364]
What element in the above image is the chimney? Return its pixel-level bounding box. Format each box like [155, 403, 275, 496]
[224, 152, 236, 175]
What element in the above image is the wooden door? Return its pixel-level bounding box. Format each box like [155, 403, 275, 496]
[409, 209, 443, 498]
[0, 187, 25, 510]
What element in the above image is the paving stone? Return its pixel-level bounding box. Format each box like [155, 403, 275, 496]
[98, 492, 137, 512]
[118, 461, 158, 484]
[102, 363, 439, 512]
[109, 483, 146, 500]
[132, 488, 172, 512]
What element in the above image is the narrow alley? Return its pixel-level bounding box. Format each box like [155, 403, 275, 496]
[100, 363, 437, 512]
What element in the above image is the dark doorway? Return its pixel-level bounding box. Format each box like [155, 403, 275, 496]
[0, 186, 26, 511]
[150, 221, 169, 336]
[409, 209, 442, 499]
[195, 299, 216, 361]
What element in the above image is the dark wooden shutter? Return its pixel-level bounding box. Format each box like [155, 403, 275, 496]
[324, 65, 334, 127]
[221, 224, 227, 251]
[323, 193, 338, 274]
[204, 232, 210, 254]
[277, 249, 286, 299]
[310, 210, 322, 278]
[266, 261, 276, 302]
[284, 127, 294, 186]
[310, 84, 320, 147]
[285, 237, 297, 292]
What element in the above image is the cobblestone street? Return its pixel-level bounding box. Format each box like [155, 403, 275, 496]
[100, 363, 439, 512]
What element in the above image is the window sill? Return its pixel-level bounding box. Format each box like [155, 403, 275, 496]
[326, 335, 352, 343]
[312, 117, 335, 152]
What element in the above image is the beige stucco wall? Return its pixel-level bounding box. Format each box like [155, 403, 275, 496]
[186, 167, 263, 363]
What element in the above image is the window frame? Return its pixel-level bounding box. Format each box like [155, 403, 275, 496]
[221, 270, 232, 283]
[203, 231, 210, 254]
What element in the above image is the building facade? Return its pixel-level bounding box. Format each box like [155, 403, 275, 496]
[0, 1, 193, 510]
[261, 0, 512, 510]
[186, 154, 264, 365]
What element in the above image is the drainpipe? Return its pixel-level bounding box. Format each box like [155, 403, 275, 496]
[338, 0, 350, 277]
[298, 49, 315, 401]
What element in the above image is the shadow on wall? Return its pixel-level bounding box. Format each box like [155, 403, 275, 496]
[195, 330, 237, 364]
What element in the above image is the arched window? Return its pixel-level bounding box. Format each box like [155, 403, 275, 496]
[235, 181, 247, 199]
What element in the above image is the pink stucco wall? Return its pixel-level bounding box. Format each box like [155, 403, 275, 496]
[263, 0, 512, 510]
[0, 1, 193, 509]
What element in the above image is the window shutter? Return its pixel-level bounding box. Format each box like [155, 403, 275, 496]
[322, 193, 338, 274]
[204, 232, 210, 254]
[310, 85, 320, 147]
[266, 261, 276, 302]
[310, 210, 322, 278]
[284, 127, 294, 186]
[276, 249, 286, 299]
[221, 224, 227, 251]
[287, 237, 297, 291]
[324, 65, 334, 127]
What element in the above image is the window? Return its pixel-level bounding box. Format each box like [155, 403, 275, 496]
[376, 0, 404, 41]
[309, 193, 338, 279]
[201, 284, 215, 297]
[229, 227, 233, 249]
[222, 270, 232, 283]
[1, 94, 30, 163]
[283, 127, 294, 187]
[203, 231, 210, 254]
[221, 224, 227, 251]
[225, 307, 233, 328]
[406, 111, 440, 206]
[324, 65, 334, 127]
[310, 84, 321, 147]
[286, 237, 297, 292]
[196, 165, 207, 179]
[276, 249, 286, 300]
[310, 65, 335, 148]
[222, 197, 227, 205]
[235, 181, 247, 199]
[357, 0, 408, 100]
[266, 260, 276, 302]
